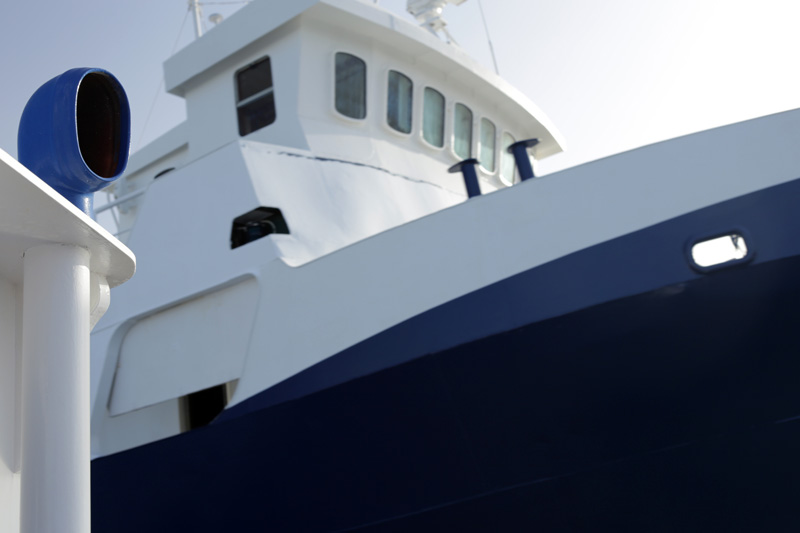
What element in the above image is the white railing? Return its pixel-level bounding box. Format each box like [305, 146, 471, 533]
[94, 188, 146, 214]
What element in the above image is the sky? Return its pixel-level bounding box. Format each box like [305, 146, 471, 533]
[2, 0, 800, 174]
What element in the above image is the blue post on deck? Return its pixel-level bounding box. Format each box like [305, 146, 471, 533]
[509, 138, 539, 181]
[448, 158, 481, 198]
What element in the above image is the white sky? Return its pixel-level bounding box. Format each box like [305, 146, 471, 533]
[2, 0, 800, 173]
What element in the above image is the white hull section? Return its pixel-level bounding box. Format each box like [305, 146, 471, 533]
[92, 107, 800, 457]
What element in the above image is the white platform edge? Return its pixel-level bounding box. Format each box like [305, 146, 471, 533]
[0, 148, 136, 288]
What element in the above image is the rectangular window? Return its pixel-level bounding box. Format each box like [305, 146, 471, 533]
[335, 52, 366, 119]
[236, 57, 276, 136]
[454, 103, 472, 160]
[387, 71, 413, 133]
[423, 87, 445, 147]
[479, 118, 496, 172]
[500, 132, 516, 185]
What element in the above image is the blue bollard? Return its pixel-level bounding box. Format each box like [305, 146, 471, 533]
[448, 158, 481, 198]
[508, 138, 539, 181]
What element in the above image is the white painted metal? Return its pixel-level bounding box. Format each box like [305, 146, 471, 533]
[0, 147, 135, 532]
[406, 0, 466, 40]
[89, 273, 111, 330]
[109, 277, 259, 416]
[87, 0, 800, 461]
[94, 188, 146, 215]
[189, 0, 204, 38]
[0, 277, 20, 533]
[92, 105, 800, 457]
[101, 0, 564, 243]
[21, 244, 91, 533]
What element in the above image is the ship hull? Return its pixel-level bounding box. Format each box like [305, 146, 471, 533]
[93, 178, 800, 531]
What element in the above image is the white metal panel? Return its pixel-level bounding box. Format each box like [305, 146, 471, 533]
[0, 277, 20, 533]
[109, 277, 259, 416]
[165, 0, 320, 95]
[0, 149, 135, 287]
[21, 244, 92, 533]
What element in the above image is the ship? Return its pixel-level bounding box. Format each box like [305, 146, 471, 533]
[89, 0, 800, 530]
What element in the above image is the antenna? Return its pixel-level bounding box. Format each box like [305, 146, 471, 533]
[406, 0, 467, 43]
[476, 0, 499, 75]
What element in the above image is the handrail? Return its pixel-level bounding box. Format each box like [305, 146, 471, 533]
[95, 188, 146, 214]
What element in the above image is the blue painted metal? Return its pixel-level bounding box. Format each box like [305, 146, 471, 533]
[221, 176, 800, 419]
[18, 68, 130, 217]
[448, 158, 481, 198]
[92, 177, 800, 530]
[93, 257, 800, 531]
[509, 138, 539, 181]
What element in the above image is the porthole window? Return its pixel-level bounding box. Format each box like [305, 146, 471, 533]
[423, 87, 445, 147]
[335, 52, 366, 119]
[479, 118, 496, 172]
[235, 57, 276, 136]
[690, 233, 749, 268]
[387, 70, 413, 134]
[499, 132, 516, 186]
[454, 103, 472, 160]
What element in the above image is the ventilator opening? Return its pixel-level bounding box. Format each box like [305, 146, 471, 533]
[77, 73, 122, 178]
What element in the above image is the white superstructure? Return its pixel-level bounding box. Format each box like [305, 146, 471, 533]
[92, 0, 564, 456]
[90, 0, 800, 463]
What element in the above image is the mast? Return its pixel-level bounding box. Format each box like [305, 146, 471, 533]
[189, 0, 204, 38]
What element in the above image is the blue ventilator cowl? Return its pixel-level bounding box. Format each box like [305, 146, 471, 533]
[18, 68, 130, 218]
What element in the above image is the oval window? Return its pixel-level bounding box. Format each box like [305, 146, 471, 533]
[690, 233, 749, 268]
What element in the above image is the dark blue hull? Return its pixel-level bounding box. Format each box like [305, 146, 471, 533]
[93, 178, 800, 531]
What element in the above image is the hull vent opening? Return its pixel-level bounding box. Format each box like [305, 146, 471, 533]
[230, 207, 289, 249]
[180, 380, 238, 431]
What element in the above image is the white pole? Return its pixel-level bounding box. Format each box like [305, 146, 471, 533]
[20, 244, 91, 533]
[189, 0, 204, 38]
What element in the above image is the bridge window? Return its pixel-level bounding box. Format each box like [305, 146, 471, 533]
[387, 70, 413, 133]
[500, 132, 516, 185]
[454, 103, 472, 159]
[235, 56, 276, 136]
[335, 52, 367, 119]
[479, 118, 496, 172]
[423, 87, 445, 147]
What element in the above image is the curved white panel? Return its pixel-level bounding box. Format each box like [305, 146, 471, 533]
[109, 278, 259, 416]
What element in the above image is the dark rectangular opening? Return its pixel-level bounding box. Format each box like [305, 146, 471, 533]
[231, 206, 289, 249]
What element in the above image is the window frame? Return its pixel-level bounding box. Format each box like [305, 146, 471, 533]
[234, 55, 277, 137]
[499, 130, 518, 186]
[332, 50, 368, 122]
[420, 86, 446, 150]
[384, 69, 414, 136]
[478, 116, 498, 175]
[451, 101, 474, 161]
